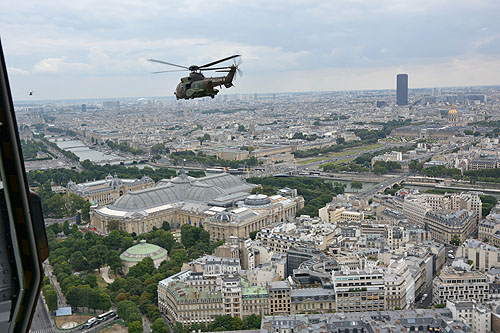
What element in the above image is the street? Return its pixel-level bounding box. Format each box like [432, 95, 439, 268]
[29, 295, 55, 333]
[415, 284, 433, 309]
[43, 262, 67, 307]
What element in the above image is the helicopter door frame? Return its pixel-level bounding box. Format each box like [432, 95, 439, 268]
[0, 38, 48, 333]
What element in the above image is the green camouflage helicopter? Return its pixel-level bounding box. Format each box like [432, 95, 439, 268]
[149, 55, 242, 100]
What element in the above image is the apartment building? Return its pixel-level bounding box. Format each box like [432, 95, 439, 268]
[319, 204, 364, 224]
[332, 267, 385, 313]
[447, 300, 491, 333]
[424, 210, 476, 243]
[384, 259, 415, 310]
[432, 266, 489, 305]
[267, 281, 291, 315]
[456, 239, 500, 271]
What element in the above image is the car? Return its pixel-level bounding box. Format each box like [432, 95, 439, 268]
[448, 254, 455, 259]
[448, 249, 454, 253]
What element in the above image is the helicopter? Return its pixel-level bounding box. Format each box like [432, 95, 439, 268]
[148, 54, 242, 100]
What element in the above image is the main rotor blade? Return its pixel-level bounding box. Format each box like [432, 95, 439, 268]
[199, 55, 241, 69]
[148, 59, 189, 69]
[152, 70, 187, 74]
[200, 66, 233, 71]
[234, 55, 243, 67]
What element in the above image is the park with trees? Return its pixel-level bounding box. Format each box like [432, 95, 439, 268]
[170, 150, 259, 168]
[45, 220, 238, 332]
[247, 176, 346, 217]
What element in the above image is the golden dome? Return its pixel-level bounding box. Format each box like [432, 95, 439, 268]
[448, 103, 458, 114]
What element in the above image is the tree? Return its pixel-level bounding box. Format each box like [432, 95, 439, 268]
[81, 201, 91, 221]
[85, 274, 98, 288]
[128, 257, 155, 279]
[161, 221, 170, 231]
[237, 124, 246, 132]
[128, 321, 143, 333]
[173, 322, 184, 333]
[210, 315, 235, 331]
[197, 133, 212, 145]
[243, 314, 262, 329]
[43, 276, 51, 287]
[450, 235, 461, 246]
[313, 120, 321, 126]
[71, 223, 79, 235]
[107, 220, 120, 232]
[232, 316, 243, 330]
[151, 143, 165, 155]
[350, 181, 363, 192]
[98, 292, 112, 311]
[70, 251, 88, 272]
[373, 164, 387, 175]
[105, 230, 123, 251]
[63, 220, 71, 236]
[147, 303, 162, 322]
[121, 236, 133, 250]
[480, 195, 498, 216]
[88, 244, 108, 273]
[61, 275, 83, 294]
[78, 285, 92, 309]
[409, 159, 420, 172]
[117, 300, 142, 324]
[249, 230, 258, 240]
[43, 285, 58, 312]
[336, 137, 345, 145]
[88, 288, 100, 312]
[107, 250, 122, 275]
[51, 223, 61, 235]
[152, 318, 168, 333]
[66, 286, 79, 308]
[46, 195, 65, 218]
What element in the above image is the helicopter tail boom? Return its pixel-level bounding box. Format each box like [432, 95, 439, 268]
[224, 66, 237, 88]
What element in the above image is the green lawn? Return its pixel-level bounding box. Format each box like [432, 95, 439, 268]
[328, 143, 383, 158]
[297, 144, 383, 165]
[96, 271, 109, 288]
[297, 156, 329, 165]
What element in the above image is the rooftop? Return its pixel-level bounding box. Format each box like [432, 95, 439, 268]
[120, 240, 168, 262]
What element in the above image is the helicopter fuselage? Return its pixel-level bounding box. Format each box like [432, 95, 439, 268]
[175, 66, 236, 100]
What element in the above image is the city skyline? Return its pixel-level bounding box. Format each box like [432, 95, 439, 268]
[13, 83, 500, 105]
[2, 0, 500, 100]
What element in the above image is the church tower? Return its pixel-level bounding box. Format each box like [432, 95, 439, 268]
[447, 103, 459, 125]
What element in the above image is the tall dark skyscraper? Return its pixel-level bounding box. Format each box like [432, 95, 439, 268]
[396, 74, 408, 106]
[81, 104, 87, 112]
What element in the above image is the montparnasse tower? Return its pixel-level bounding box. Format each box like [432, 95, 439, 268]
[447, 103, 459, 125]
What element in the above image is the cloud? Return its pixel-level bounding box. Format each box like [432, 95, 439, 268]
[33, 57, 91, 74]
[8, 67, 30, 75]
[20, 37, 310, 77]
[2, 0, 500, 99]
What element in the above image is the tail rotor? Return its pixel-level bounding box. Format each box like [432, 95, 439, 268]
[233, 56, 243, 80]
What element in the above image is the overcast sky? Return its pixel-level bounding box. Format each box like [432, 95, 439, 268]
[2, 0, 500, 100]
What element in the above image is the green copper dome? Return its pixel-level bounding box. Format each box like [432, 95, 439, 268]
[120, 240, 168, 263]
